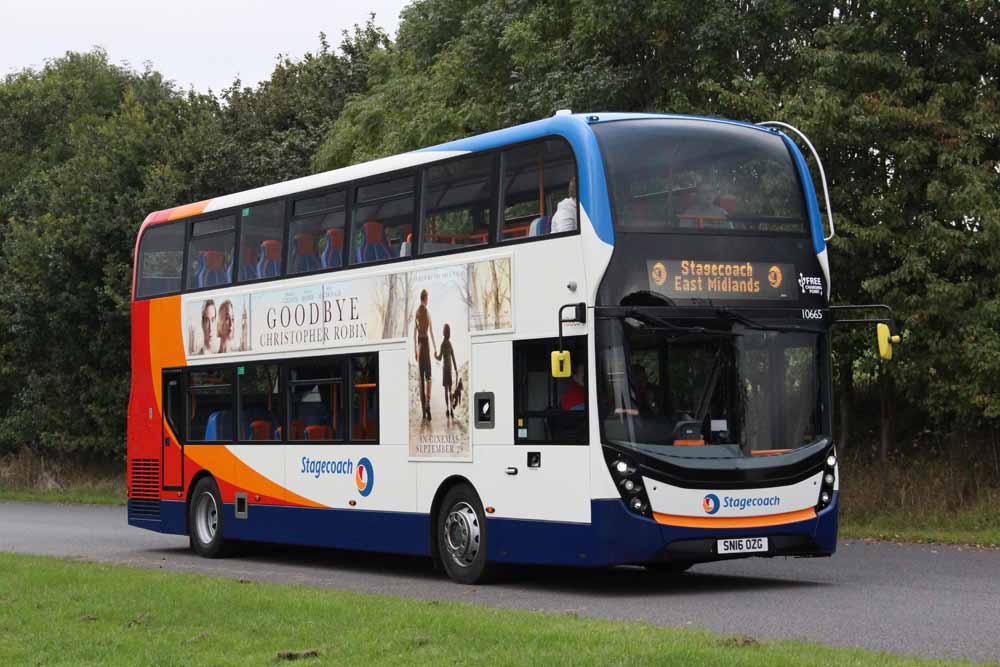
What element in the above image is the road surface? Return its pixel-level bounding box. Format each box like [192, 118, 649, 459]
[1, 501, 997, 663]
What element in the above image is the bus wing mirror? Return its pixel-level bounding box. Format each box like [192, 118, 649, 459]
[551, 350, 572, 378]
[877, 323, 900, 360]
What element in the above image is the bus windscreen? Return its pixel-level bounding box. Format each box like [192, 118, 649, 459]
[593, 119, 808, 235]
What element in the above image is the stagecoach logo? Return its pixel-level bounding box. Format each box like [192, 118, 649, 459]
[299, 455, 375, 497]
[650, 261, 668, 286]
[355, 457, 374, 497]
[768, 265, 783, 289]
[798, 273, 824, 296]
[703, 494, 720, 515]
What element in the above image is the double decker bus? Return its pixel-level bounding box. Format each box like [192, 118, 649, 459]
[128, 112, 896, 583]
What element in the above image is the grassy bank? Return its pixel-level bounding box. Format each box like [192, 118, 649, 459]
[0, 486, 124, 505]
[839, 445, 1000, 547]
[0, 450, 124, 505]
[0, 553, 969, 666]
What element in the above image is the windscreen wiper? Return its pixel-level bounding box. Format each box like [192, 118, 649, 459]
[605, 309, 739, 337]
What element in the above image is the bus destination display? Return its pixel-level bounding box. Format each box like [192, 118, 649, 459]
[646, 259, 797, 300]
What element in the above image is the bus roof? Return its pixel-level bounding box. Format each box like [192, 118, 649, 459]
[137, 112, 771, 234]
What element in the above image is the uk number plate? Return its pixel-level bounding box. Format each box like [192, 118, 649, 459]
[717, 537, 768, 555]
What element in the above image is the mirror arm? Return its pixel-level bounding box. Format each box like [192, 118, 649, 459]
[828, 304, 898, 334]
[557, 302, 587, 350]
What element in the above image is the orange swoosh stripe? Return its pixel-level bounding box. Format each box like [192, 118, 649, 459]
[185, 445, 325, 509]
[167, 200, 211, 221]
[653, 507, 816, 529]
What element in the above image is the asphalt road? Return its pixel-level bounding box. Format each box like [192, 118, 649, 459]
[1, 501, 998, 663]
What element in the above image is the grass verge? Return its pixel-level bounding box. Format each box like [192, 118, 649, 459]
[840, 503, 1000, 547]
[0, 486, 125, 506]
[0, 552, 973, 666]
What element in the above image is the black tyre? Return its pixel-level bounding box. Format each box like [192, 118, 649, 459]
[188, 476, 229, 558]
[436, 484, 494, 584]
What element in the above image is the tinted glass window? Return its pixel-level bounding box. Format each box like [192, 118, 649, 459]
[421, 154, 494, 253]
[239, 364, 282, 441]
[289, 190, 346, 274]
[188, 368, 233, 441]
[593, 119, 807, 234]
[237, 201, 285, 282]
[289, 360, 345, 442]
[501, 139, 576, 240]
[350, 176, 415, 264]
[351, 354, 378, 441]
[513, 337, 587, 444]
[137, 223, 184, 297]
[186, 215, 235, 289]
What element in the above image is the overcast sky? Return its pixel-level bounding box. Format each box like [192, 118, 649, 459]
[1, 0, 409, 94]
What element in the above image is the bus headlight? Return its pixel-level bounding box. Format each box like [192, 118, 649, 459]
[620, 478, 642, 494]
[820, 491, 831, 505]
[613, 459, 634, 477]
[826, 455, 837, 468]
[824, 473, 835, 487]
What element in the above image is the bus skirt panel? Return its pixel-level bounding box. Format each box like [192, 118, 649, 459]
[129, 493, 838, 567]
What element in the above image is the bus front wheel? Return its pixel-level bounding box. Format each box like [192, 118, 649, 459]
[437, 484, 494, 584]
[189, 476, 229, 558]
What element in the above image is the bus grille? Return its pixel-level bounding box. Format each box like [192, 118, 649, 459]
[130, 459, 160, 517]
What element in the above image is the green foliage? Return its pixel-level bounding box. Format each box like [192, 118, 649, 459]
[0, 34, 373, 456]
[1, 1, 999, 457]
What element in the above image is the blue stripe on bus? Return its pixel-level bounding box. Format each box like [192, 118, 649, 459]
[132, 493, 837, 567]
[784, 135, 827, 255]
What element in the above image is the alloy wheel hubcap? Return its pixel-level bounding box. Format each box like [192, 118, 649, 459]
[443, 501, 480, 567]
[195, 492, 218, 545]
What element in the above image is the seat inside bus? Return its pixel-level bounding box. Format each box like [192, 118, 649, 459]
[195, 250, 229, 288]
[256, 240, 282, 279]
[320, 228, 344, 268]
[291, 233, 319, 273]
[204, 410, 232, 441]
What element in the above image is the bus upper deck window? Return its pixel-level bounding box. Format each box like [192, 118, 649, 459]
[350, 176, 415, 265]
[500, 138, 576, 241]
[421, 154, 495, 254]
[186, 215, 236, 289]
[137, 222, 184, 298]
[237, 201, 285, 282]
[289, 190, 346, 274]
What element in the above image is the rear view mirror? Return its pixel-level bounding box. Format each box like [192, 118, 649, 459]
[551, 350, 572, 378]
[877, 323, 900, 360]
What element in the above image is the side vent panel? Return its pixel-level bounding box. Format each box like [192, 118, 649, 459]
[129, 458, 160, 517]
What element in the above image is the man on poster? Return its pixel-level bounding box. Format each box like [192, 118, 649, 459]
[413, 288, 438, 421]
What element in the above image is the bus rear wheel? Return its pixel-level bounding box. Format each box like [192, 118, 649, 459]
[437, 484, 494, 584]
[189, 476, 229, 558]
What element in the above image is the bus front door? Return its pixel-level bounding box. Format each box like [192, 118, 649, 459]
[162, 370, 184, 490]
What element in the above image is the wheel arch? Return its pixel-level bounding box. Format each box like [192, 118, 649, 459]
[428, 475, 478, 563]
[185, 470, 215, 534]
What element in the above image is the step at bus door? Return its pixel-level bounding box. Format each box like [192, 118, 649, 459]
[161, 369, 184, 490]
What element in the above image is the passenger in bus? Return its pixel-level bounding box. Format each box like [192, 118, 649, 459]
[413, 289, 438, 421]
[679, 181, 731, 229]
[188, 299, 217, 355]
[550, 176, 578, 233]
[559, 361, 587, 411]
[631, 364, 664, 415]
